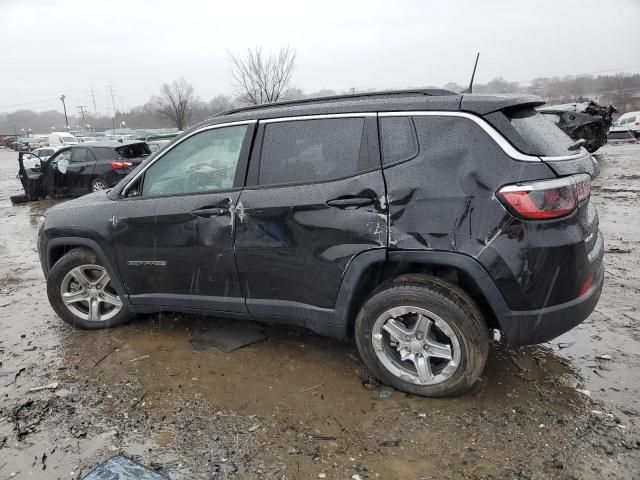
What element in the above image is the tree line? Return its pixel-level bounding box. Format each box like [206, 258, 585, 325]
[2, 46, 640, 135]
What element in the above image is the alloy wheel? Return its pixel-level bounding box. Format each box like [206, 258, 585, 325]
[92, 180, 106, 191]
[371, 306, 461, 385]
[60, 264, 122, 322]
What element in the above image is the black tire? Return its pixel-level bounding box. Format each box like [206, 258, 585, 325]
[355, 274, 489, 397]
[91, 177, 108, 192]
[47, 248, 133, 329]
[10, 194, 30, 204]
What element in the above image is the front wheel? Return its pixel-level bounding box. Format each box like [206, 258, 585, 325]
[47, 248, 133, 329]
[355, 275, 489, 397]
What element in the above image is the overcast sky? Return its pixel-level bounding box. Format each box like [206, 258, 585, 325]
[1, 0, 639, 114]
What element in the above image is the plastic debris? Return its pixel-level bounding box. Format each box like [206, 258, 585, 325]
[29, 382, 59, 392]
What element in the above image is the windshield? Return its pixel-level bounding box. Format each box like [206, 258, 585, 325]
[507, 107, 578, 156]
[61, 136, 76, 143]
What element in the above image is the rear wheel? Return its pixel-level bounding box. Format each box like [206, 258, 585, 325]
[47, 248, 133, 329]
[355, 275, 489, 397]
[91, 178, 108, 192]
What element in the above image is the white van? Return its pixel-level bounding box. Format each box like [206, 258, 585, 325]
[48, 132, 78, 147]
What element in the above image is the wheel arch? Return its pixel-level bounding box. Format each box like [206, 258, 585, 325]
[46, 237, 128, 302]
[335, 249, 511, 337]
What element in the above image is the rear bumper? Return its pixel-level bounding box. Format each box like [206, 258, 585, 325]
[499, 262, 604, 346]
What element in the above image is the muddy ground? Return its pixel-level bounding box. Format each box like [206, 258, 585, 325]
[0, 146, 639, 479]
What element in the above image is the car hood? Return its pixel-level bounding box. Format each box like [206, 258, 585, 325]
[45, 190, 113, 219]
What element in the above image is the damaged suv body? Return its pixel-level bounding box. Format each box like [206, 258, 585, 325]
[37, 90, 604, 397]
[538, 100, 616, 153]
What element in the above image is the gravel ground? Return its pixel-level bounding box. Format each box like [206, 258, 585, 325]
[0, 145, 639, 479]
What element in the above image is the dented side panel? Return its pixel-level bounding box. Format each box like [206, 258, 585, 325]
[382, 115, 598, 310]
[235, 170, 388, 310]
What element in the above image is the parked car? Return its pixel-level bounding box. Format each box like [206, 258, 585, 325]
[36, 90, 603, 397]
[146, 139, 171, 153]
[15, 138, 33, 151]
[11, 141, 150, 202]
[611, 111, 640, 132]
[3, 136, 17, 149]
[48, 132, 78, 147]
[607, 129, 640, 145]
[77, 136, 97, 143]
[29, 146, 63, 162]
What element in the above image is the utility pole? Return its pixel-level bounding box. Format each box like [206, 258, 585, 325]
[107, 83, 118, 132]
[89, 87, 98, 117]
[77, 106, 88, 129]
[60, 95, 69, 131]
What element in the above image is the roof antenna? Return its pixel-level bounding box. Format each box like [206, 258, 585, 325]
[461, 52, 480, 94]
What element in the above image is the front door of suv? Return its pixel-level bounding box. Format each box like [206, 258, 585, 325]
[111, 122, 254, 312]
[235, 114, 387, 323]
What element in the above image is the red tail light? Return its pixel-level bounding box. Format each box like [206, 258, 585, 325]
[497, 174, 591, 220]
[111, 161, 132, 170]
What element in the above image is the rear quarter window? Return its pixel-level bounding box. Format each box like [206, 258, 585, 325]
[379, 116, 419, 165]
[507, 108, 576, 156]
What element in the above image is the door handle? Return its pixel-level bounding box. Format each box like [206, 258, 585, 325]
[191, 206, 229, 218]
[326, 197, 375, 208]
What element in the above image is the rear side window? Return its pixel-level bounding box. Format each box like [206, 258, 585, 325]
[379, 116, 419, 165]
[258, 117, 371, 185]
[94, 147, 116, 160]
[506, 108, 576, 156]
[71, 148, 87, 163]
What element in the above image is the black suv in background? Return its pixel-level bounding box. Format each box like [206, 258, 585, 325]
[36, 90, 604, 397]
[12, 141, 150, 202]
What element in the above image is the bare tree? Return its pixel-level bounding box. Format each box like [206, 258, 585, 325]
[229, 47, 296, 105]
[152, 78, 197, 130]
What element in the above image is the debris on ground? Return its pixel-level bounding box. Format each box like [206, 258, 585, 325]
[82, 455, 168, 479]
[28, 382, 59, 392]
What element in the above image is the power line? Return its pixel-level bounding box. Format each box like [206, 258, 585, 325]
[0, 97, 59, 109]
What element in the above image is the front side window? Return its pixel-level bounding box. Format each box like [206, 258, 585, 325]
[142, 125, 247, 197]
[258, 117, 369, 185]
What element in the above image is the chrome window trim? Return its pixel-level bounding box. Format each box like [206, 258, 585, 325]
[379, 111, 541, 162]
[121, 119, 256, 196]
[260, 112, 377, 124]
[380, 111, 586, 161]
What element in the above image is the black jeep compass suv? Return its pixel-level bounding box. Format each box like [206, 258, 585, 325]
[37, 90, 604, 397]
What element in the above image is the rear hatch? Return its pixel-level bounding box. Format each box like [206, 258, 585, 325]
[115, 142, 151, 166]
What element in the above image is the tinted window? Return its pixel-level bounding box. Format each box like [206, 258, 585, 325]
[380, 116, 418, 165]
[142, 125, 247, 197]
[71, 148, 87, 163]
[258, 118, 370, 185]
[507, 108, 577, 156]
[94, 147, 117, 160]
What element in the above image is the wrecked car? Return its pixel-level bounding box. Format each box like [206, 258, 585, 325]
[10, 141, 150, 204]
[37, 90, 603, 397]
[538, 100, 616, 153]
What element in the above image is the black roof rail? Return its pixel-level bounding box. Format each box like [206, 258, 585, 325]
[214, 88, 458, 117]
